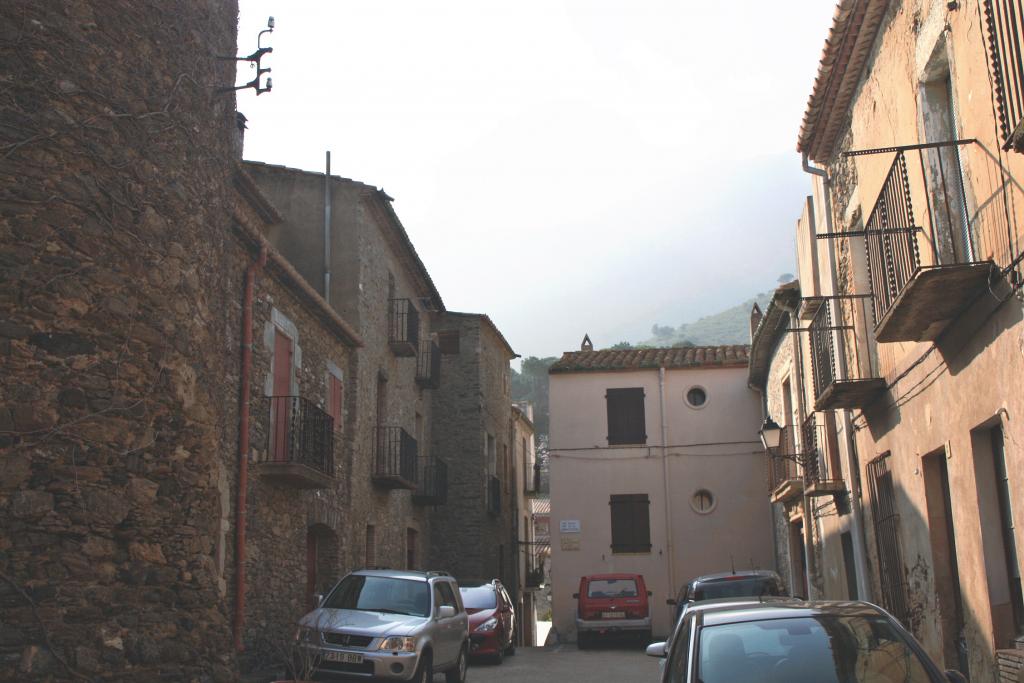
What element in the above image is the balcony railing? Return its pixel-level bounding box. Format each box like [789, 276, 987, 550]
[260, 396, 335, 489]
[983, 0, 1024, 151]
[845, 141, 1008, 342]
[412, 456, 447, 505]
[487, 475, 501, 515]
[801, 414, 846, 497]
[767, 425, 804, 503]
[807, 296, 885, 411]
[388, 298, 420, 357]
[373, 426, 417, 489]
[415, 339, 441, 389]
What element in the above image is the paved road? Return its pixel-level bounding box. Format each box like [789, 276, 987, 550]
[457, 644, 661, 683]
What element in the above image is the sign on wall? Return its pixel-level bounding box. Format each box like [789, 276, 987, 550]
[560, 536, 580, 551]
[559, 520, 581, 533]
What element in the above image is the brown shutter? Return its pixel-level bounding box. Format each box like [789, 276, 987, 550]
[610, 494, 651, 553]
[606, 388, 646, 445]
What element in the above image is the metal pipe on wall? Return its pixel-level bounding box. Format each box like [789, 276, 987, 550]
[658, 367, 676, 609]
[324, 150, 332, 304]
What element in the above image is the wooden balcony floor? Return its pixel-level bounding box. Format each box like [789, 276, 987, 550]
[814, 378, 886, 412]
[874, 262, 998, 343]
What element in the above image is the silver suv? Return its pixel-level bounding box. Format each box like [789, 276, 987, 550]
[295, 569, 469, 682]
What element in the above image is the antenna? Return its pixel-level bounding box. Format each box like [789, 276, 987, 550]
[217, 16, 275, 95]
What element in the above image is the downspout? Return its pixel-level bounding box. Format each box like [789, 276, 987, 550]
[235, 244, 267, 652]
[801, 153, 873, 601]
[323, 151, 332, 304]
[658, 367, 676, 610]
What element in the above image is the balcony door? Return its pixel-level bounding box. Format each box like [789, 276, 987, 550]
[271, 329, 293, 462]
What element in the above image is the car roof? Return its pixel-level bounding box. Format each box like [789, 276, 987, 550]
[582, 573, 643, 581]
[691, 570, 781, 583]
[692, 599, 886, 627]
[352, 569, 452, 582]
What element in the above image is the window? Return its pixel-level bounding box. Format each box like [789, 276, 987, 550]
[685, 386, 707, 408]
[434, 582, 458, 616]
[438, 330, 460, 354]
[406, 528, 417, 570]
[365, 525, 376, 567]
[983, 0, 1024, 150]
[690, 489, 715, 514]
[606, 388, 646, 445]
[486, 434, 497, 476]
[867, 453, 910, 625]
[609, 493, 651, 553]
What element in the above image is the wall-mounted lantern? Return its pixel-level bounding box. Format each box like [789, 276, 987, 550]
[759, 417, 782, 452]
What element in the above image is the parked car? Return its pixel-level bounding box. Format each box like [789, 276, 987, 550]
[667, 570, 787, 624]
[645, 598, 968, 683]
[460, 579, 516, 663]
[574, 573, 652, 648]
[294, 569, 468, 682]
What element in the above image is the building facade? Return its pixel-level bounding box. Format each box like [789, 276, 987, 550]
[547, 344, 774, 640]
[766, 1, 1024, 679]
[512, 403, 540, 646]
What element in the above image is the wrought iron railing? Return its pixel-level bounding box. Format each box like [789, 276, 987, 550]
[487, 475, 501, 515]
[415, 339, 441, 388]
[525, 541, 549, 588]
[808, 296, 879, 402]
[265, 396, 335, 476]
[374, 426, 417, 484]
[767, 425, 803, 493]
[388, 298, 419, 350]
[867, 453, 911, 626]
[412, 456, 447, 504]
[983, 0, 1024, 150]
[801, 414, 843, 489]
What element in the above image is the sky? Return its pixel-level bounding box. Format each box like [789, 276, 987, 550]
[235, 1, 838, 362]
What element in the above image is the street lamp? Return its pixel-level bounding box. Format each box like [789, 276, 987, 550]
[759, 417, 782, 452]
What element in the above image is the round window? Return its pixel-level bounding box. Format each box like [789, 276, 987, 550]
[685, 386, 707, 408]
[691, 489, 715, 514]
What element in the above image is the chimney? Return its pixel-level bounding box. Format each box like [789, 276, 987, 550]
[233, 111, 248, 159]
[580, 334, 593, 351]
[749, 303, 763, 341]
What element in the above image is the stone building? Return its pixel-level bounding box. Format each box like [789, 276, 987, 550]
[759, 0, 1024, 679]
[512, 402, 540, 645]
[547, 343, 774, 640]
[428, 312, 518, 588]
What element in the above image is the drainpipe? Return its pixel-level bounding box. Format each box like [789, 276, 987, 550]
[658, 367, 676, 611]
[235, 244, 267, 652]
[801, 153, 873, 602]
[323, 151, 332, 304]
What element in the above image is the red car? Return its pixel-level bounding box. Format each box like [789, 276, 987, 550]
[574, 573, 652, 648]
[460, 580, 516, 663]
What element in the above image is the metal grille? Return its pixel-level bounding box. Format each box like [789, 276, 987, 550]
[809, 302, 838, 401]
[388, 298, 420, 347]
[984, 0, 1024, 148]
[412, 456, 448, 504]
[374, 426, 417, 483]
[767, 425, 803, 492]
[866, 453, 910, 626]
[266, 396, 335, 475]
[415, 339, 441, 388]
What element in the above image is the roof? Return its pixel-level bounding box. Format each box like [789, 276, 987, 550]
[444, 311, 518, 359]
[549, 345, 749, 374]
[692, 570, 784, 583]
[240, 160, 445, 312]
[697, 600, 887, 627]
[531, 498, 550, 515]
[747, 281, 801, 388]
[797, 0, 891, 163]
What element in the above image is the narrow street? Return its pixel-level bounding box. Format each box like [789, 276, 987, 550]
[461, 645, 661, 683]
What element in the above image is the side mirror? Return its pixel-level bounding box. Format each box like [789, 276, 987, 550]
[314, 593, 323, 607]
[438, 605, 456, 619]
[666, 598, 677, 605]
[944, 671, 967, 683]
[645, 642, 667, 658]
[572, 592, 579, 599]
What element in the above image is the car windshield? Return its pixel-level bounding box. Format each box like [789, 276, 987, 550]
[693, 577, 782, 601]
[695, 615, 933, 683]
[322, 575, 431, 617]
[460, 586, 497, 609]
[587, 578, 638, 598]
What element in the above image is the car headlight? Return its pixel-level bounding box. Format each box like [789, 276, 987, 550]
[294, 626, 316, 643]
[379, 636, 417, 652]
[475, 617, 499, 632]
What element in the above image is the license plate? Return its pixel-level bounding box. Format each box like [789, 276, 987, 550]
[324, 651, 364, 664]
[602, 611, 625, 619]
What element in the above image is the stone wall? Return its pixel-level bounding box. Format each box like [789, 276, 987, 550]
[0, 1, 241, 680]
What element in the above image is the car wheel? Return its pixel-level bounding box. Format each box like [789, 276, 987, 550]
[445, 644, 468, 683]
[492, 643, 504, 665]
[412, 650, 432, 683]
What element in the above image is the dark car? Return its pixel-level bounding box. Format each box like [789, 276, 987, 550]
[645, 599, 967, 683]
[667, 570, 787, 624]
[460, 580, 516, 663]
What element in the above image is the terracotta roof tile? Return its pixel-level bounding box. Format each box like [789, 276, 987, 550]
[548, 345, 750, 374]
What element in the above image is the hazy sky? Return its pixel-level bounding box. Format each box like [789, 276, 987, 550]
[235, 1, 837, 361]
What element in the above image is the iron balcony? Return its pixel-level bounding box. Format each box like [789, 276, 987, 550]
[415, 339, 441, 389]
[260, 395, 335, 489]
[373, 426, 418, 490]
[807, 296, 885, 411]
[766, 424, 804, 504]
[412, 456, 448, 505]
[388, 298, 420, 357]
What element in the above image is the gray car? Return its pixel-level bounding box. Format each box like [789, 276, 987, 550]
[295, 569, 469, 682]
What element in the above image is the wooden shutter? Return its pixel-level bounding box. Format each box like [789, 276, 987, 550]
[328, 374, 343, 432]
[606, 388, 646, 445]
[609, 494, 651, 553]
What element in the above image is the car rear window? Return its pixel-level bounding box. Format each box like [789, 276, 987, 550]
[586, 578, 638, 598]
[694, 615, 932, 683]
[459, 585, 497, 609]
[693, 577, 782, 601]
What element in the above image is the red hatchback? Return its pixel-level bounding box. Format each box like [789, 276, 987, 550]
[460, 580, 516, 663]
[574, 573, 652, 647]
